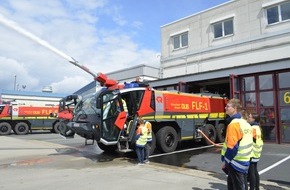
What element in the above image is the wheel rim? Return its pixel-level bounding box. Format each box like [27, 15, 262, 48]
[1, 126, 8, 132]
[18, 125, 27, 132]
[165, 134, 174, 147]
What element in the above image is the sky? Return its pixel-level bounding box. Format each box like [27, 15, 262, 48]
[0, 0, 229, 94]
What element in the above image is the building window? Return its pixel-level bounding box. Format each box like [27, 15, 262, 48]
[266, 1, 290, 24]
[279, 71, 290, 88]
[242, 76, 255, 91]
[213, 18, 234, 39]
[172, 32, 188, 49]
[259, 74, 273, 90]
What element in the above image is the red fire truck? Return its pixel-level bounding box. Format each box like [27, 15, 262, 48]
[61, 73, 227, 154]
[0, 104, 59, 135]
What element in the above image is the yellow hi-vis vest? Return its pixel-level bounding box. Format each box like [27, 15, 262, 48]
[144, 121, 152, 142]
[251, 124, 263, 162]
[136, 125, 148, 146]
[122, 99, 128, 113]
[221, 118, 253, 172]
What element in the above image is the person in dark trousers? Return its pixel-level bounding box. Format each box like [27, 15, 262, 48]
[144, 120, 152, 163]
[221, 99, 253, 190]
[135, 118, 148, 166]
[247, 113, 263, 190]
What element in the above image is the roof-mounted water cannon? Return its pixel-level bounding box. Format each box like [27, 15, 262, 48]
[95, 72, 122, 88]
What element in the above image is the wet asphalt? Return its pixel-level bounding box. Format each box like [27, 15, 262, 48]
[0, 133, 289, 190]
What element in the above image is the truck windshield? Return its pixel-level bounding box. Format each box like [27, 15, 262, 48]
[74, 95, 97, 115]
[73, 87, 106, 115]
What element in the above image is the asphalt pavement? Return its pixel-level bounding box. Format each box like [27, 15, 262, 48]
[0, 136, 289, 190]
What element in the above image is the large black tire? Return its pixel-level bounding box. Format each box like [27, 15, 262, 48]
[156, 126, 178, 153]
[0, 122, 12, 135]
[14, 122, 29, 135]
[216, 123, 225, 143]
[59, 121, 75, 137]
[52, 121, 62, 134]
[97, 143, 117, 153]
[202, 124, 217, 145]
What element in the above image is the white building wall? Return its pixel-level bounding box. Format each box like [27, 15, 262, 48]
[160, 0, 290, 78]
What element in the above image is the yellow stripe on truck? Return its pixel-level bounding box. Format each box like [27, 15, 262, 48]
[143, 112, 225, 121]
[182, 136, 194, 140]
[10, 117, 54, 120]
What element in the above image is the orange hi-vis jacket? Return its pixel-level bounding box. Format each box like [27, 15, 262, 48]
[221, 116, 253, 173]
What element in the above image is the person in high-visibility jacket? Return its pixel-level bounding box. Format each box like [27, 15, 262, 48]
[221, 99, 253, 190]
[247, 113, 263, 190]
[135, 118, 148, 165]
[144, 120, 152, 163]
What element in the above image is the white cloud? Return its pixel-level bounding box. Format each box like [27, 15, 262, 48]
[0, 57, 39, 91]
[51, 75, 90, 94]
[0, 0, 159, 94]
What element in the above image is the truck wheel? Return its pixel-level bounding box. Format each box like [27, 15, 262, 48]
[156, 126, 178, 153]
[202, 124, 217, 145]
[97, 142, 117, 153]
[59, 121, 75, 137]
[0, 122, 12, 135]
[53, 122, 61, 134]
[14, 122, 29, 135]
[216, 123, 225, 143]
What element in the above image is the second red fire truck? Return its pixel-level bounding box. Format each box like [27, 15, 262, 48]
[0, 104, 59, 135]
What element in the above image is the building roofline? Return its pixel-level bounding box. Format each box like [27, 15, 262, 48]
[0, 90, 67, 98]
[106, 64, 159, 75]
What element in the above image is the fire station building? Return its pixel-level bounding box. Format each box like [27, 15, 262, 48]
[148, 0, 290, 144]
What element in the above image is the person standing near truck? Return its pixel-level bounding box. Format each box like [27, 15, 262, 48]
[135, 118, 148, 165]
[247, 113, 263, 190]
[144, 120, 152, 164]
[221, 99, 253, 190]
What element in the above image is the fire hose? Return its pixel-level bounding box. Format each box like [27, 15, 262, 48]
[197, 129, 228, 175]
[197, 129, 223, 147]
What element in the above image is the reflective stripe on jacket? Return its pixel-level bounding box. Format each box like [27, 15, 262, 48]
[251, 124, 263, 162]
[221, 118, 253, 173]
